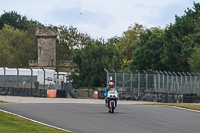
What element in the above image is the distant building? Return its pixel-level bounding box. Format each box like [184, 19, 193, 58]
[29, 28, 58, 69]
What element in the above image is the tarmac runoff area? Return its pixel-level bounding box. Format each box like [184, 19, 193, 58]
[0, 96, 155, 104]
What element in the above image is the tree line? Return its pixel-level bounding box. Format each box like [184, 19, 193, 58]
[0, 2, 200, 88]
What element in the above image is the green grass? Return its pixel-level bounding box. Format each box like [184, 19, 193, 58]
[144, 103, 200, 111]
[0, 110, 72, 133]
[0, 100, 8, 103]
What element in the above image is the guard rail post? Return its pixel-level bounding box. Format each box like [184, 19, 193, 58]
[136, 70, 140, 92]
[29, 67, 33, 90]
[173, 72, 178, 94]
[155, 70, 160, 92]
[143, 70, 148, 92]
[104, 68, 109, 87]
[164, 71, 169, 93]
[187, 72, 192, 94]
[120, 69, 124, 91]
[178, 72, 183, 94]
[182, 72, 187, 94]
[16, 67, 19, 88]
[112, 69, 117, 87]
[168, 72, 173, 93]
[3, 67, 6, 88]
[42, 68, 45, 91]
[128, 70, 133, 92]
[160, 71, 165, 93]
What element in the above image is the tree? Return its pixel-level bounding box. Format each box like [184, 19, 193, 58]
[0, 24, 37, 67]
[72, 40, 123, 88]
[128, 2, 200, 72]
[128, 28, 166, 71]
[116, 23, 145, 59]
[106, 36, 120, 45]
[0, 29, 13, 66]
[161, 2, 200, 71]
[0, 11, 38, 31]
[188, 45, 200, 72]
[0, 11, 39, 68]
[56, 25, 91, 60]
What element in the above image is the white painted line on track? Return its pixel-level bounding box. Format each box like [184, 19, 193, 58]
[0, 109, 73, 132]
[157, 105, 200, 113]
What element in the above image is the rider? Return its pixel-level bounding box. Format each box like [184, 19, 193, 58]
[104, 82, 119, 105]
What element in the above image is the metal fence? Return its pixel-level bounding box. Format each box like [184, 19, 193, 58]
[0, 67, 69, 90]
[105, 69, 200, 95]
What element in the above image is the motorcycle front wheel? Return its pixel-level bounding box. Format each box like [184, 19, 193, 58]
[111, 102, 114, 113]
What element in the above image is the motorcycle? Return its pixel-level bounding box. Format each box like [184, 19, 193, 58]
[106, 89, 118, 113]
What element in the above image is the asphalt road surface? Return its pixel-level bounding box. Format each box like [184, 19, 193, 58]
[0, 103, 200, 133]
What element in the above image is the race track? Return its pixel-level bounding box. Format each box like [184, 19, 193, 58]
[0, 103, 200, 133]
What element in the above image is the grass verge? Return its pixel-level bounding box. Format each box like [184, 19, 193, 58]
[145, 103, 200, 111]
[0, 111, 71, 133]
[0, 100, 8, 103]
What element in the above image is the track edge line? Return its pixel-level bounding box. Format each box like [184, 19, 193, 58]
[0, 109, 73, 132]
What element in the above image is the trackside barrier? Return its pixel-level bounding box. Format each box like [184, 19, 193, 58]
[104, 69, 200, 96]
[98, 91, 200, 103]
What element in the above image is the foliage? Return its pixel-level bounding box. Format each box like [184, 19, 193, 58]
[188, 45, 200, 72]
[1, 2, 200, 88]
[121, 58, 132, 70]
[56, 25, 91, 60]
[128, 28, 166, 71]
[0, 27, 13, 66]
[106, 36, 121, 45]
[0, 24, 37, 67]
[128, 2, 200, 72]
[34, 81, 39, 89]
[0, 11, 38, 30]
[0, 11, 38, 68]
[71, 40, 123, 88]
[116, 23, 145, 59]
[160, 2, 200, 72]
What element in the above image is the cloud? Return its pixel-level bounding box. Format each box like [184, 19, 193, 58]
[144, 0, 196, 28]
[47, 7, 114, 29]
[0, 0, 199, 40]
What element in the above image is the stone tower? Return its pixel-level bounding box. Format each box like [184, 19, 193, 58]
[29, 28, 58, 69]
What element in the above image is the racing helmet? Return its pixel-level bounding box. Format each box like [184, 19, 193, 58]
[109, 82, 114, 88]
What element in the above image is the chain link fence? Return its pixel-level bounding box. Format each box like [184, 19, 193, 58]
[105, 69, 200, 96]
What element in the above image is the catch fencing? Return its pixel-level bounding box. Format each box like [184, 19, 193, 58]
[0, 67, 75, 97]
[104, 69, 200, 96]
[0, 67, 69, 90]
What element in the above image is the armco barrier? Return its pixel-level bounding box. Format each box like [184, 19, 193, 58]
[0, 87, 47, 97]
[56, 89, 66, 98]
[1, 87, 199, 102]
[183, 94, 200, 103]
[47, 89, 66, 98]
[0, 87, 66, 98]
[98, 91, 200, 103]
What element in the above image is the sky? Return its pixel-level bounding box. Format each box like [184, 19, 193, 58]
[0, 0, 200, 40]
